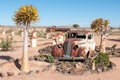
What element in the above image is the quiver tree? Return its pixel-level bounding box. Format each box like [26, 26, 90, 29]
[13, 5, 39, 72]
[91, 18, 109, 53]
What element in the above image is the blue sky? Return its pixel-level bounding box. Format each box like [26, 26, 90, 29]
[0, 0, 120, 27]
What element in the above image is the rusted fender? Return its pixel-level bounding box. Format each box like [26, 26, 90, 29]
[77, 47, 86, 57]
[51, 44, 63, 57]
[71, 45, 79, 57]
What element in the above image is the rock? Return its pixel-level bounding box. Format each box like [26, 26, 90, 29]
[34, 55, 37, 60]
[18, 72, 27, 75]
[38, 46, 52, 54]
[95, 46, 100, 52]
[75, 63, 83, 72]
[117, 48, 120, 53]
[70, 68, 83, 75]
[76, 62, 82, 68]
[0, 72, 5, 78]
[49, 64, 56, 71]
[96, 68, 102, 73]
[42, 65, 53, 72]
[106, 47, 111, 50]
[34, 55, 45, 61]
[35, 70, 40, 73]
[39, 59, 115, 75]
[118, 51, 120, 53]
[36, 57, 44, 61]
[54, 61, 85, 75]
[56, 66, 62, 72]
[27, 70, 33, 75]
[7, 72, 14, 76]
[102, 67, 107, 72]
[62, 70, 68, 74]
[115, 53, 120, 57]
[107, 61, 116, 70]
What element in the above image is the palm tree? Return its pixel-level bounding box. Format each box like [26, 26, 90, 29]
[91, 18, 109, 53]
[13, 5, 39, 72]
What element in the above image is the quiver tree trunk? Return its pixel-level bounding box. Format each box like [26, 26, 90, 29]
[21, 25, 29, 72]
[92, 61, 96, 70]
[99, 34, 106, 53]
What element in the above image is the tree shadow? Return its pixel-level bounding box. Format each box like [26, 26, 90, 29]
[14, 59, 21, 70]
[0, 55, 13, 61]
[0, 55, 21, 70]
[107, 39, 120, 42]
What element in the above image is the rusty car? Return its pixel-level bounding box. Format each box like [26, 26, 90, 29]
[51, 30, 96, 60]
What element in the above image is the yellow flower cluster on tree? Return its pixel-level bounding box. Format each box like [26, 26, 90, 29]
[91, 18, 109, 32]
[13, 5, 39, 26]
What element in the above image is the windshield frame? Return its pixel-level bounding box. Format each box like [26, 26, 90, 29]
[67, 32, 86, 39]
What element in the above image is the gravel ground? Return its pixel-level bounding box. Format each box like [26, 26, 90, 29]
[0, 35, 120, 80]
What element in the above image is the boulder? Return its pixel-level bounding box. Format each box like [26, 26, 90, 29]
[7, 72, 14, 76]
[0, 72, 5, 78]
[35, 70, 40, 74]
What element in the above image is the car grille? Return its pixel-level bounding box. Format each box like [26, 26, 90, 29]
[63, 41, 72, 57]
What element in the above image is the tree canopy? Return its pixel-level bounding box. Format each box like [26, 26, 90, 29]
[91, 18, 109, 33]
[13, 5, 39, 26]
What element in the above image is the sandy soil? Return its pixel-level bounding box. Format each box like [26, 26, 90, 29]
[0, 34, 120, 80]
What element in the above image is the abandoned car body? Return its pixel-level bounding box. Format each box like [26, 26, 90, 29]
[52, 30, 96, 60]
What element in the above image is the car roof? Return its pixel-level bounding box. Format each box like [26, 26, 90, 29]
[67, 30, 92, 34]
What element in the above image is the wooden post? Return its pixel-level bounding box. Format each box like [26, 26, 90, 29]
[30, 36, 37, 47]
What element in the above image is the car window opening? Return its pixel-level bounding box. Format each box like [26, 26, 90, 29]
[68, 33, 86, 39]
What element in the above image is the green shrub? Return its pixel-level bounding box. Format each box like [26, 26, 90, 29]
[0, 36, 14, 51]
[38, 54, 54, 63]
[46, 55, 54, 63]
[94, 52, 110, 67]
[111, 44, 117, 55]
